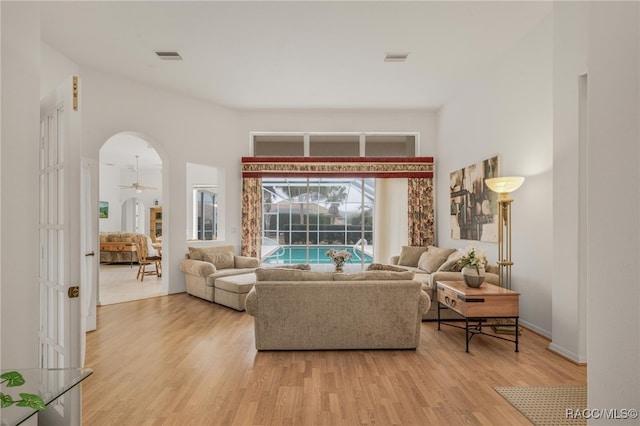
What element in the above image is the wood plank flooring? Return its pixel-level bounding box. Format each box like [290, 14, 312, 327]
[83, 293, 586, 425]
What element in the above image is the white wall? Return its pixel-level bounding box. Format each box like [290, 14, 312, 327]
[437, 15, 553, 335]
[98, 164, 122, 232]
[1, 1, 40, 368]
[551, 1, 589, 363]
[81, 70, 242, 294]
[586, 2, 639, 420]
[40, 42, 79, 99]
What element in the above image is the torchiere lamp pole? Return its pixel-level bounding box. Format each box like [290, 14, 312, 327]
[485, 176, 525, 290]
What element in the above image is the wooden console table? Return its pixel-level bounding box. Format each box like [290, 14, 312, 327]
[99, 241, 136, 266]
[436, 280, 520, 352]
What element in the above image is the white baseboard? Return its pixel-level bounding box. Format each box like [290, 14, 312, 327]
[519, 319, 551, 339]
[547, 342, 587, 364]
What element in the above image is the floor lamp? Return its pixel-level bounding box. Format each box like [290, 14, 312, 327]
[484, 176, 525, 290]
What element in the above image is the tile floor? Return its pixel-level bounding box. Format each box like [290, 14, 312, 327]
[99, 263, 165, 305]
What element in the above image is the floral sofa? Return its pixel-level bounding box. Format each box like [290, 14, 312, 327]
[388, 245, 500, 321]
[244, 268, 431, 350]
[180, 245, 260, 302]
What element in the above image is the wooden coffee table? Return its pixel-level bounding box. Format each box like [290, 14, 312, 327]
[436, 280, 520, 352]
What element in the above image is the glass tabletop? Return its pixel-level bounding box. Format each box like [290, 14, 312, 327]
[1, 368, 93, 426]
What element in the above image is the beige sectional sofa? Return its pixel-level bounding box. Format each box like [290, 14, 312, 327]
[389, 245, 500, 321]
[180, 245, 260, 302]
[245, 268, 431, 350]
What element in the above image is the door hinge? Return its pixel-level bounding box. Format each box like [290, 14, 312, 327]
[68, 286, 80, 298]
[72, 76, 78, 111]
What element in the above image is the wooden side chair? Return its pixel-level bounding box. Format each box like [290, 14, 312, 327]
[134, 234, 162, 281]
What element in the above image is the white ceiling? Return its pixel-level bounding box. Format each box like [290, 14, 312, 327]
[40, 1, 553, 111]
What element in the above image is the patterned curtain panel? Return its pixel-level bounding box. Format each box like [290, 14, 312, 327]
[408, 177, 435, 246]
[241, 177, 262, 258]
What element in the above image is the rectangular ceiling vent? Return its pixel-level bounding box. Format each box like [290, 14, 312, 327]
[384, 52, 409, 62]
[155, 51, 183, 61]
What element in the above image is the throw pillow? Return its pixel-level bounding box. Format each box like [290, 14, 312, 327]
[437, 251, 463, 272]
[417, 247, 456, 273]
[367, 263, 407, 272]
[202, 251, 235, 270]
[187, 246, 205, 261]
[397, 246, 428, 267]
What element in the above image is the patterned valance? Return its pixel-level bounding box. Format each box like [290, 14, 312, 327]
[241, 157, 433, 178]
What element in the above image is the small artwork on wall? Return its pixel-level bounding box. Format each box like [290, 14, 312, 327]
[99, 201, 109, 219]
[450, 156, 499, 242]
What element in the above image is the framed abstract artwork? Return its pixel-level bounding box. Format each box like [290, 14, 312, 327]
[450, 156, 499, 242]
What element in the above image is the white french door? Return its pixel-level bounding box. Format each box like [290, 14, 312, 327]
[39, 75, 83, 425]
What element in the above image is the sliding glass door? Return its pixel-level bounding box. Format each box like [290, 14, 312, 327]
[261, 177, 374, 267]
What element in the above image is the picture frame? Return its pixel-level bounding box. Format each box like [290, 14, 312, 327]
[450, 156, 499, 242]
[99, 201, 109, 219]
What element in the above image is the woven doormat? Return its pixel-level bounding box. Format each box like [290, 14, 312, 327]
[495, 386, 587, 426]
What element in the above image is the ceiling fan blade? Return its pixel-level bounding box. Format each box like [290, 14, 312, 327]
[137, 185, 158, 191]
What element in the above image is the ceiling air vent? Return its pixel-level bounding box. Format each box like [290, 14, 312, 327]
[384, 52, 409, 62]
[155, 51, 182, 61]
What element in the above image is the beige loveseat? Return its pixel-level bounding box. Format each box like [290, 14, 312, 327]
[244, 268, 431, 350]
[180, 245, 260, 302]
[389, 245, 500, 321]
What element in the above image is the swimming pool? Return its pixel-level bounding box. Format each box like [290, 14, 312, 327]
[262, 245, 373, 265]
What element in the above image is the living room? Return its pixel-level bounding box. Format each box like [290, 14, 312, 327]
[2, 1, 639, 425]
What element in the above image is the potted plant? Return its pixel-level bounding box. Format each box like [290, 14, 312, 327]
[457, 245, 487, 287]
[0, 371, 46, 411]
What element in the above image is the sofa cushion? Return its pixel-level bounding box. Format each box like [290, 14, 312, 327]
[187, 245, 235, 261]
[367, 263, 407, 272]
[437, 251, 463, 272]
[417, 247, 456, 273]
[255, 268, 335, 282]
[334, 271, 415, 281]
[397, 246, 428, 267]
[202, 251, 235, 270]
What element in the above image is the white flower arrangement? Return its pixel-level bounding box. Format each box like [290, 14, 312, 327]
[457, 245, 487, 274]
[326, 248, 352, 270]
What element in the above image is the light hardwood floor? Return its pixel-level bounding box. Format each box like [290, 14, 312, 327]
[83, 293, 586, 425]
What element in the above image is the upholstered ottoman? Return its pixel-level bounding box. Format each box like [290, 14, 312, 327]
[214, 273, 256, 311]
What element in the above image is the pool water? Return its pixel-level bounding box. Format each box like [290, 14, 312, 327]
[263, 245, 373, 265]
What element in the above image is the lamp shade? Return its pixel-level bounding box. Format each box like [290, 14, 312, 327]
[485, 176, 525, 194]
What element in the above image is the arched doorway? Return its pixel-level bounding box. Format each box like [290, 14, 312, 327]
[98, 133, 166, 305]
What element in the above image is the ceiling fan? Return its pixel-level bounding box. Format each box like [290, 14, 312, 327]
[120, 155, 158, 193]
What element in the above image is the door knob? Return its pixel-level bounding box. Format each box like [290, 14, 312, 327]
[85, 251, 95, 257]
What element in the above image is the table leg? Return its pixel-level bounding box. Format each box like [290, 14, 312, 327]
[515, 317, 519, 352]
[437, 302, 441, 330]
[465, 317, 470, 353]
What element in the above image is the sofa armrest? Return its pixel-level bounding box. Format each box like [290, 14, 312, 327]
[245, 288, 257, 316]
[390, 255, 400, 265]
[235, 256, 260, 269]
[419, 290, 431, 316]
[180, 258, 217, 277]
